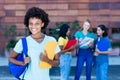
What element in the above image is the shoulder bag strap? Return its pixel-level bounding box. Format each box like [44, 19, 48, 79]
[21, 38, 28, 80]
[21, 38, 28, 57]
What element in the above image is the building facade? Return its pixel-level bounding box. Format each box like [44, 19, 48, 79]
[0, 0, 120, 55]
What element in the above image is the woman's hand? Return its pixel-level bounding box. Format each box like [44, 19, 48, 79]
[24, 57, 30, 65]
[95, 48, 101, 53]
[94, 52, 98, 56]
[40, 51, 49, 62]
[95, 48, 110, 55]
[40, 51, 60, 66]
[93, 48, 100, 56]
[88, 42, 94, 48]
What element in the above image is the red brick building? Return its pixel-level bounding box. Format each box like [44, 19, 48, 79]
[0, 0, 120, 55]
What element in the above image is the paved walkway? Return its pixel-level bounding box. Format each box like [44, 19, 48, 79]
[1, 56, 120, 66]
[0, 56, 120, 80]
[0, 65, 120, 80]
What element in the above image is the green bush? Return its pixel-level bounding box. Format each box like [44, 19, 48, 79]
[112, 42, 120, 48]
[6, 39, 17, 51]
[4, 25, 18, 51]
[49, 20, 79, 39]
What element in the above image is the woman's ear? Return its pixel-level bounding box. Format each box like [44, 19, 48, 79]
[102, 30, 104, 34]
[41, 23, 44, 27]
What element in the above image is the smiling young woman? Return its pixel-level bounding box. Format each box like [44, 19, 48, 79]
[9, 7, 61, 80]
[74, 19, 96, 80]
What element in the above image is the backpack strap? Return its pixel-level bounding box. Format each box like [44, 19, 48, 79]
[21, 38, 28, 79]
[21, 38, 28, 57]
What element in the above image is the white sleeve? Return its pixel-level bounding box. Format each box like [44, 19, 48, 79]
[13, 39, 23, 54]
[55, 45, 61, 54]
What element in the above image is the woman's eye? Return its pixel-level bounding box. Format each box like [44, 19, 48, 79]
[29, 23, 32, 26]
[35, 23, 40, 26]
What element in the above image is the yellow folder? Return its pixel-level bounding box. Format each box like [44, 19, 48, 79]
[39, 41, 58, 68]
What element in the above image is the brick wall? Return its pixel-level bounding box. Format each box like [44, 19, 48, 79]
[0, 0, 120, 55]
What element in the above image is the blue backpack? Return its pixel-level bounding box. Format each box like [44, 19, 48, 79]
[8, 38, 28, 80]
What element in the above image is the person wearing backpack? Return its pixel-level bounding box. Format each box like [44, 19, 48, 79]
[8, 7, 61, 80]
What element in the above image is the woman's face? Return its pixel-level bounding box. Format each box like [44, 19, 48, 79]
[97, 27, 104, 36]
[83, 21, 90, 31]
[29, 17, 44, 35]
[66, 28, 70, 36]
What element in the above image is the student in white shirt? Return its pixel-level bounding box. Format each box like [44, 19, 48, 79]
[9, 7, 61, 80]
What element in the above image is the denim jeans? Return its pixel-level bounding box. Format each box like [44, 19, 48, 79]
[95, 62, 108, 80]
[74, 48, 93, 80]
[59, 53, 72, 80]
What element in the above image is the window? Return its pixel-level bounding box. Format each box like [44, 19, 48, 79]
[112, 28, 120, 39]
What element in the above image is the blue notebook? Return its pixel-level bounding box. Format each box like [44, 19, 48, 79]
[96, 38, 109, 51]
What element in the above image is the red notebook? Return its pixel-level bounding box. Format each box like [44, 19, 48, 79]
[64, 39, 77, 52]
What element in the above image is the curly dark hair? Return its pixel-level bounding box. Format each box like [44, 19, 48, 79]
[24, 7, 49, 29]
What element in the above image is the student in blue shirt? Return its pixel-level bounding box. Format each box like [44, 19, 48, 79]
[74, 19, 96, 80]
[94, 24, 112, 80]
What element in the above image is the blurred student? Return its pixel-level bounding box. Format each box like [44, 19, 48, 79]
[58, 24, 72, 80]
[74, 19, 96, 80]
[94, 24, 112, 80]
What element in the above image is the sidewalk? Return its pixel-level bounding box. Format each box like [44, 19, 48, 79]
[0, 56, 120, 66]
[0, 65, 120, 80]
[71, 56, 120, 66]
[0, 56, 120, 80]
